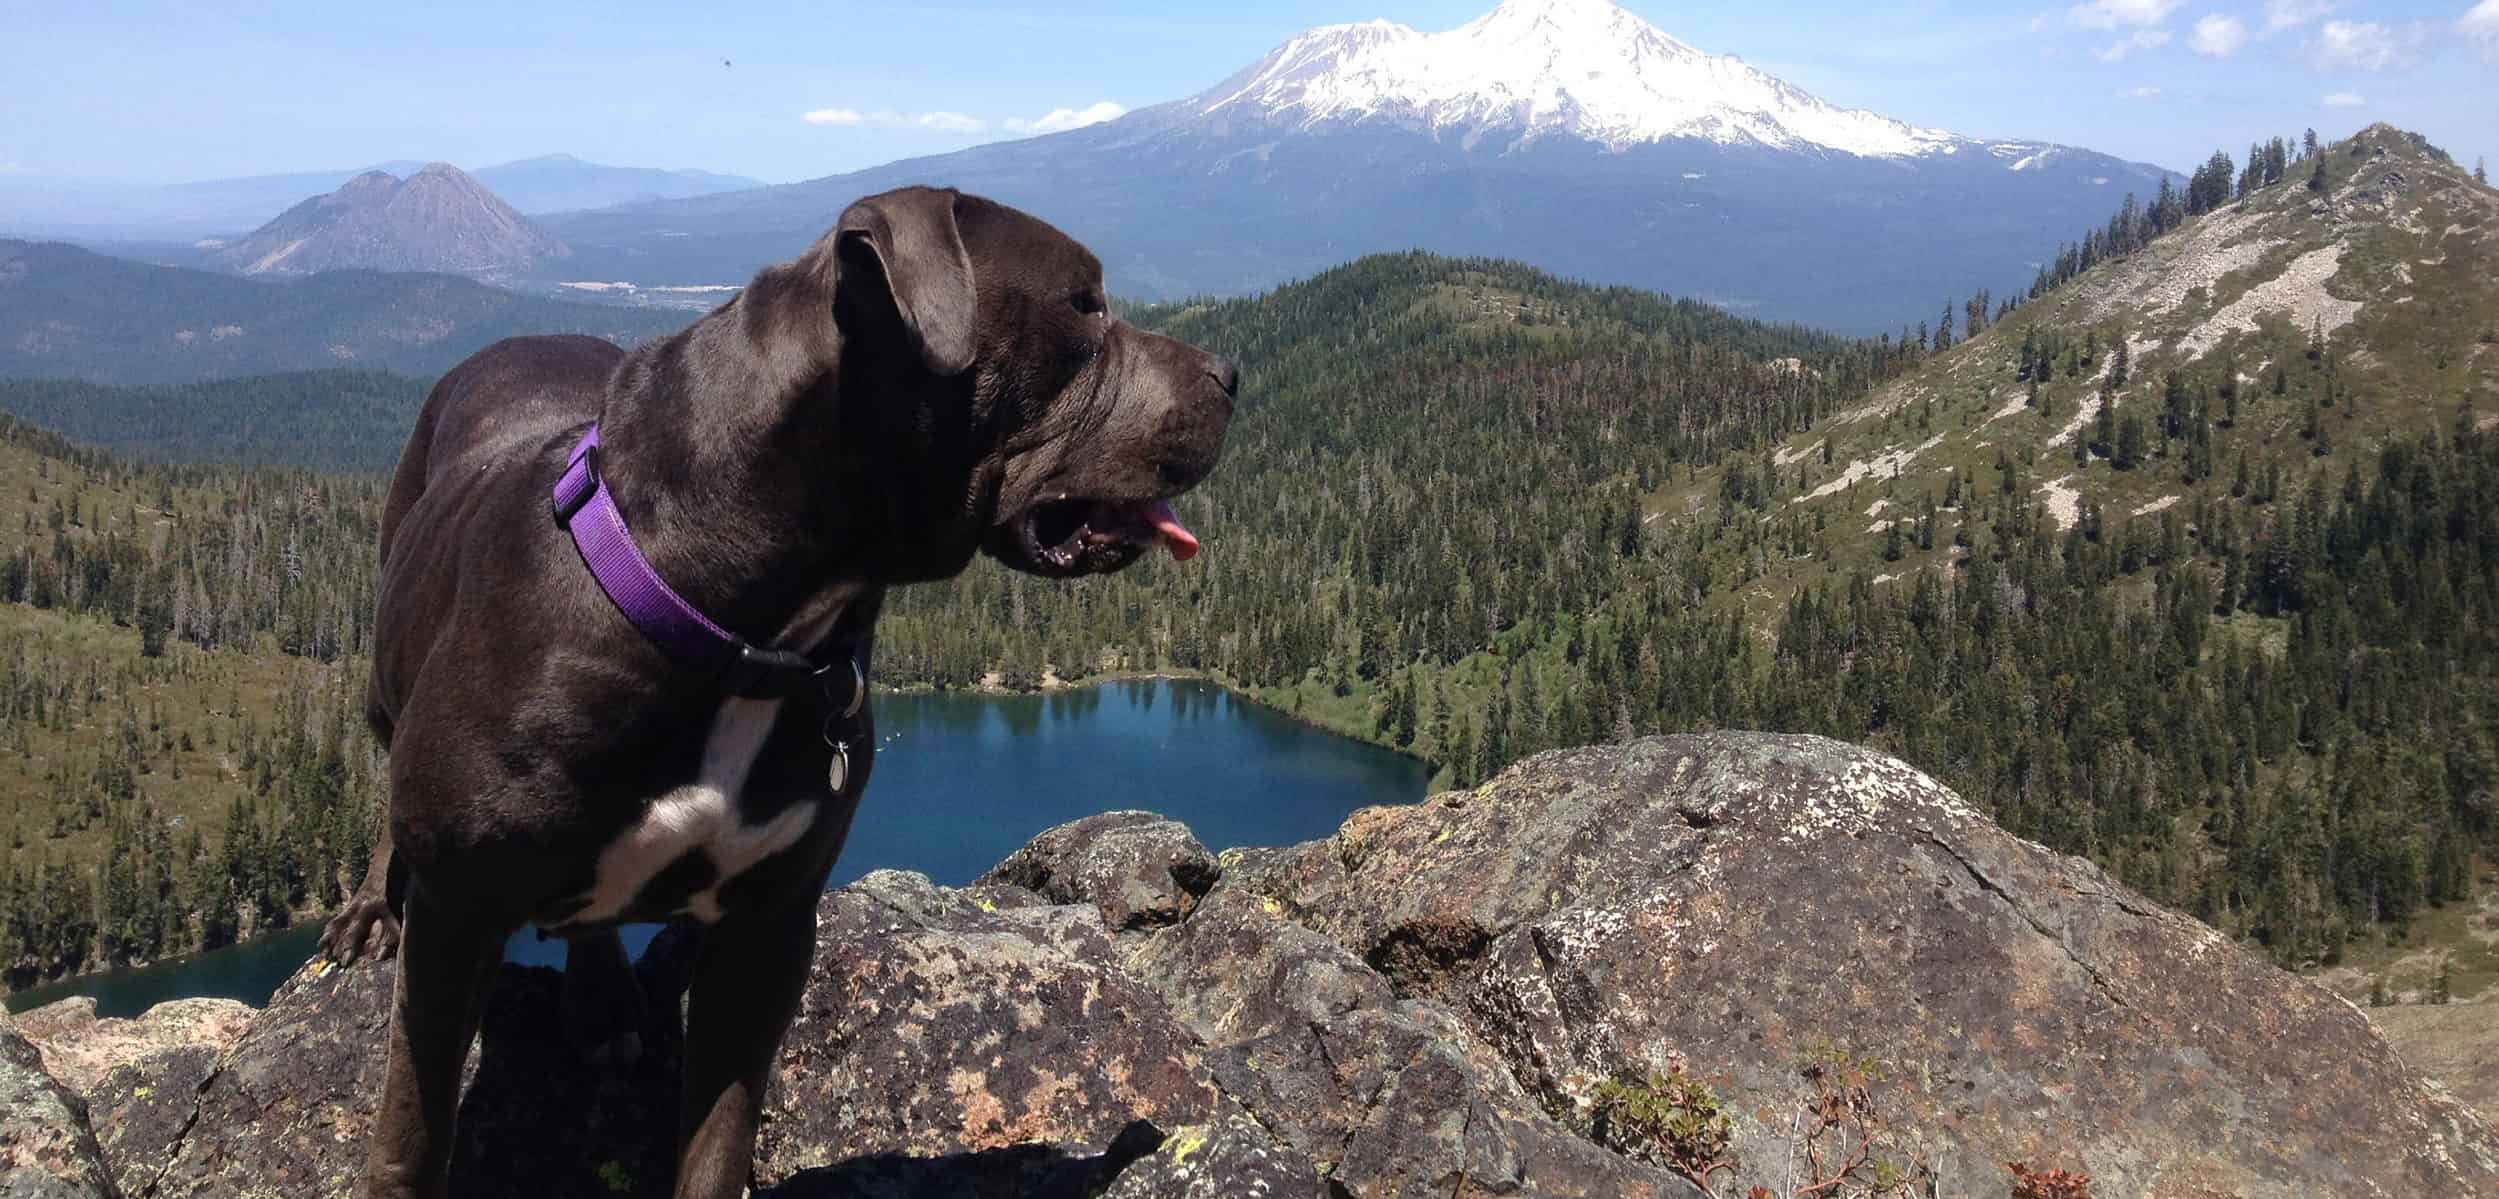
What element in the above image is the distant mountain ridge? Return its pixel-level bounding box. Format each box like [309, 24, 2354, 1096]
[0, 155, 763, 242]
[206, 164, 569, 280]
[545, 0, 2176, 332]
[469, 155, 766, 215]
[0, 239, 681, 384]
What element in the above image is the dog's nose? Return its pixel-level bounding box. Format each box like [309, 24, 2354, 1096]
[1207, 356, 1240, 399]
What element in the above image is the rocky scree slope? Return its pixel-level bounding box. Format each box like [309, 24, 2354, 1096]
[10, 733, 2495, 1197]
[1709, 123, 2499, 568]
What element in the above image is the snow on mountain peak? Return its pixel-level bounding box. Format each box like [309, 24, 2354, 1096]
[1195, 0, 1961, 158]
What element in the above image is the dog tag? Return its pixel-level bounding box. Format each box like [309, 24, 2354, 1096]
[825, 735, 851, 794]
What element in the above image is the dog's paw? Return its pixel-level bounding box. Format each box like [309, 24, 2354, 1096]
[319, 895, 401, 965]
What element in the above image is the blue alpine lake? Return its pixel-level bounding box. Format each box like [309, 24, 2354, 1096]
[7, 680, 1431, 1018]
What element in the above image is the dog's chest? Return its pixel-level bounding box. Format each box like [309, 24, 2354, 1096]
[553, 698, 821, 928]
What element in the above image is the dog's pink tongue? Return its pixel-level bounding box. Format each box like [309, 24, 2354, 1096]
[1144, 499, 1200, 561]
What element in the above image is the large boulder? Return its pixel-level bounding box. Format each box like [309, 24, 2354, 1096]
[980, 811, 1219, 931]
[1201, 733, 2499, 1197]
[0, 1007, 118, 1199]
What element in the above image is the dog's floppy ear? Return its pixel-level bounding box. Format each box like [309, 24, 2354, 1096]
[835, 188, 978, 377]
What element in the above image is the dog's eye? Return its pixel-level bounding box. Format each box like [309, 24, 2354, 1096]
[1069, 290, 1105, 317]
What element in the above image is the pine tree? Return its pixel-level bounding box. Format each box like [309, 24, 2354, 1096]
[2115, 413, 2147, 471]
[2478, 157, 2490, 186]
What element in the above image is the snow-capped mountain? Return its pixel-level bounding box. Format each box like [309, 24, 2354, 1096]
[1194, 0, 1958, 157]
[545, 0, 2180, 332]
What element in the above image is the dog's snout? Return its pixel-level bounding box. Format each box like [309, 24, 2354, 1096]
[1207, 356, 1240, 399]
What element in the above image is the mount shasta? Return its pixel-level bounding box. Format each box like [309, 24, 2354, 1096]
[549, 0, 2176, 331]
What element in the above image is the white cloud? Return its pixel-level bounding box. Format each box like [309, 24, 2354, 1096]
[1002, 101, 1126, 135]
[2115, 85, 2166, 99]
[2264, 0, 2337, 32]
[2463, 0, 2499, 61]
[2095, 28, 2174, 59]
[2320, 90, 2367, 108]
[2307, 20, 2426, 70]
[800, 108, 988, 133]
[2066, 0, 2181, 28]
[2190, 13, 2249, 55]
[802, 102, 1125, 137]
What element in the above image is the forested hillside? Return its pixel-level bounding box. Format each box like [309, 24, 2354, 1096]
[0, 125, 2490, 994]
[0, 371, 427, 471]
[0, 414, 384, 988]
[879, 251, 1895, 689]
[882, 127, 2499, 970]
[1654, 123, 2499, 970]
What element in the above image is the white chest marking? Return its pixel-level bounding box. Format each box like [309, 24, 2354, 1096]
[565, 697, 819, 926]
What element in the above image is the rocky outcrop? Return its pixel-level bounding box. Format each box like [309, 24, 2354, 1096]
[0, 1008, 118, 1198]
[1210, 733, 2499, 1196]
[12, 996, 252, 1198]
[26, 733, 2499, 1197]
[13, 999, 253, 1097]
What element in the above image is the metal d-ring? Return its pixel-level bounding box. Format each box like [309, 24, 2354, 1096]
[840, 657, 866, 720]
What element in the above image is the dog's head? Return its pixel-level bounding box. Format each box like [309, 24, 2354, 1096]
[824, 186, 1234, 580]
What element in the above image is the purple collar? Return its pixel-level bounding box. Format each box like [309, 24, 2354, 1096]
[552, 423, 863, 714]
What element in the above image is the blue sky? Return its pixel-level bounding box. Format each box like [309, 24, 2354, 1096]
[4, 0, 2492, 184]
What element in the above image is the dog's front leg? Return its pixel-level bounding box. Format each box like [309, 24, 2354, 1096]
[673, 893, 817, 1199]
[361, 883, 505, 1199]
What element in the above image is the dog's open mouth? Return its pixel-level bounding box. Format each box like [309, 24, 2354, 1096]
[1022, 496, 1200, 572]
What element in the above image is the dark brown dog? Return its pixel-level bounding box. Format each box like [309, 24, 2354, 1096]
[319, 186, 1234, 1198]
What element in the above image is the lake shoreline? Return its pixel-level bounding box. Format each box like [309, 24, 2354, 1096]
[920, 666, 1445, 778]
[7, 680, 1434, 1016]
[8, 675, 1438, 1008]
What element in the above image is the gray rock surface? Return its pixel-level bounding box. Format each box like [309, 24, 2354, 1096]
[43, 732, 2499, 1197]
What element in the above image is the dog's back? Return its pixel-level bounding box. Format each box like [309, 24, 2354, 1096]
[366, 334, 623, 745]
